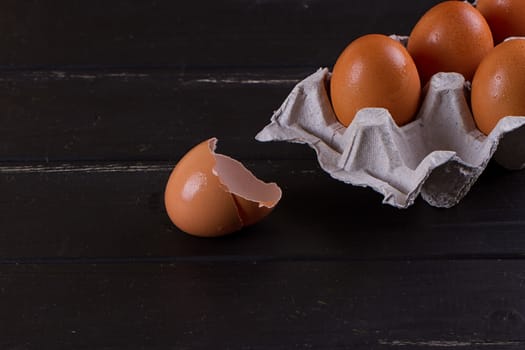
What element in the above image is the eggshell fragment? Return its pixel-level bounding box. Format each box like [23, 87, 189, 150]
[164, 138, 282, 237]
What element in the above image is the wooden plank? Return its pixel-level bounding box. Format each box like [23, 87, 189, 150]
[1, 260, 525, 349]
[1, 160, 525, 260]
[0, 69, 312, 161]
[0, 0, 443, 67]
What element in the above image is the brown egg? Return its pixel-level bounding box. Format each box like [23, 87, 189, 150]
[471, 38, 525, 135]
[477, 0, 525, 44]
[164, 138, 282, 237]
[407, 1, 494, 84]
[330, 34, 421, 127]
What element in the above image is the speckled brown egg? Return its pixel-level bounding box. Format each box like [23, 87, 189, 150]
[330, 34, 421, 127]
[471, 38, 525, 135]
[407, 1, 494, 84]
[164, 138, 282, 237]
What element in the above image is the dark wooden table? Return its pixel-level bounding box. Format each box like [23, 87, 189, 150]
[3, 0, 525, 348]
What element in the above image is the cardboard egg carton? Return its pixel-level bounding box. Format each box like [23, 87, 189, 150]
[256, 67, 525, 208]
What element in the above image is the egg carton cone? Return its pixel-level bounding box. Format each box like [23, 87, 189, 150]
[255, 68, 525, 208]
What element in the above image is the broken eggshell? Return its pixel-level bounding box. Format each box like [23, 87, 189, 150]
[164, 138, 282, 237]
[255, 68, 525, 208]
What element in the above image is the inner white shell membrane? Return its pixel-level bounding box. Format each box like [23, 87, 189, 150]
[255, 68, 525, 208]
[209, 139, 282, 208]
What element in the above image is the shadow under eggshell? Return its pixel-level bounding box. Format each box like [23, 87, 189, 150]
[256, 68, 525, 208]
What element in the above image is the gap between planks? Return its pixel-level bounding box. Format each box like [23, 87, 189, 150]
[0, 160, 293, 174]
[0, 69, 306, 86]
[3, 253, 525, 266]
[378, 339, 525, 348]
[0, 162, 173, 174]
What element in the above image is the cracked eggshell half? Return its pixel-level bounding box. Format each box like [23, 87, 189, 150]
[164, 138, 282, 237]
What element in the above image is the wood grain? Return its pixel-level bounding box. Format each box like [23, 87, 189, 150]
[2, 261, 525, 349]
[2, 160, 525, 260]
[2, 1, 523, 347]
[0, 0, 442, 68]
[0, 69, 311, 161]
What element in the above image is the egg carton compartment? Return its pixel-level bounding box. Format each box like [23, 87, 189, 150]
[256, 68, 525, 208]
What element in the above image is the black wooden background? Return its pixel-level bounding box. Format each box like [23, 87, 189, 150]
[3, 0, 525, 349]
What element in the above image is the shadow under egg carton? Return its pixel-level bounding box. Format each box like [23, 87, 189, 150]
[256, 68, 525, 208]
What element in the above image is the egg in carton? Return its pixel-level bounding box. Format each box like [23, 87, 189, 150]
[256, 40, 525, 209]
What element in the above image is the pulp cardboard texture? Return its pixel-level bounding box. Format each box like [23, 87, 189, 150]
[256, 68, 525, 208]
